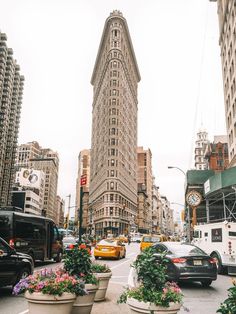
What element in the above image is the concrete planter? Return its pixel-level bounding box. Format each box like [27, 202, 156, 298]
[94, 271, 112, 301]
[24, 291, 76, 314]
[71, 283, 98, 314]
[127, 297, 182, 314]
[94, 272, 112, 302]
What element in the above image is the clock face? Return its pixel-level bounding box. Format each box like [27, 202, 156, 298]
[186, 191, 202, 207]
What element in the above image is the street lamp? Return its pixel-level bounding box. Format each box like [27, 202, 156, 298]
[167, 166, 186, 176]
[168, 166, 191, 242]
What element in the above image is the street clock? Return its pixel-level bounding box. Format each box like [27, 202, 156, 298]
[186, 190, 202, 207]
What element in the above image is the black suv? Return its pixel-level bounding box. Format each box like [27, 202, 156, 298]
[0, 237, 34, 288]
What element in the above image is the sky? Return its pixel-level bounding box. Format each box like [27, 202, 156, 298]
[0, 0, 226, 218]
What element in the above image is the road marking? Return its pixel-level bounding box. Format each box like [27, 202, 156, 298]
[111, 275, 127, 278]
[110, 281, 128, 285]
[18, 310, 28, 314]
[110, 257, 134, 270]
[126, 252, 136, 258]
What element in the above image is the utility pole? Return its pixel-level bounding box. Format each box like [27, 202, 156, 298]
[66, 194, 71, 236]
[78, 174, 87, 244]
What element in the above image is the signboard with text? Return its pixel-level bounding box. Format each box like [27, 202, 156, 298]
[211, 228, 222, 242]
[80, 174, 87, 186]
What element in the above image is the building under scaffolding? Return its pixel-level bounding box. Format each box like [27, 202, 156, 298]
[185, 167, 236, 227]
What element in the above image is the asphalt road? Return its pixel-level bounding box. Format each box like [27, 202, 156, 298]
[0, 242, 234, 314]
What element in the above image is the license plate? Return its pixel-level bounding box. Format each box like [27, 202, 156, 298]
[193, 260, 202, 265]
[101, 248, 109, 251]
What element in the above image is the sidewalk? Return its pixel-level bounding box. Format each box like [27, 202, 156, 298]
[91, 282, 130, 314]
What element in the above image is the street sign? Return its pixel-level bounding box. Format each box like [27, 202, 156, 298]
[80, 174, 87, 186]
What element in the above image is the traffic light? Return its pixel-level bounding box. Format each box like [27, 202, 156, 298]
[64, 215, 69, 229]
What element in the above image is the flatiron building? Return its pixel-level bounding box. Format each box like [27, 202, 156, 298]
[89, 10, 141, 236]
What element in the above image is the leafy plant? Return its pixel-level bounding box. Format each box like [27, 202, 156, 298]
[118, 246, 183, 307]
[133, 246, 167, 291]
[91, 263, 111, 273]
[217, 280, 236, 313]
[64, 244, 98, 285]
[12, 268, 86, 296]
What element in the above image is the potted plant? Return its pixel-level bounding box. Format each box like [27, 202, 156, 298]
[64, 244, 98, 314]
[217, 279, 236, 313]
[118, 247, 183, 314]
[91, 262, 112, 301]
[12, 268, 86, 314]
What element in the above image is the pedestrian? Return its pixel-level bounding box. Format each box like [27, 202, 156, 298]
[128, 235, 131, 245]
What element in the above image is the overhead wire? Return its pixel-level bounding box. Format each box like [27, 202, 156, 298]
[188, 1, 209, 169]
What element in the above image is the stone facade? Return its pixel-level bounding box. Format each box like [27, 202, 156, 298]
[194, 129, 209, 170]
[89, 11, 140, 236]
[15, 142, 59, 221]
[211, 0, 236, 166]
[0, 32, 24, 206]
[137, 147, 153, 233]
[75, 149, 91, 231]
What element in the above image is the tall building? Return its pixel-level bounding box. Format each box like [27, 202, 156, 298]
[29, 149, 59, 221]
[210, 0, 236, 166]
[194, 129, 209, 170]
[15, 142, 59, 220]
[89, 10, 141, 236]
[137, 147, 153, 233]
[204, 135, 229, 171]
[0, 32, 24, 206]
[75, 149, 90, 231]
[15, 141, 41, 169]
[13, 168, 46, 215]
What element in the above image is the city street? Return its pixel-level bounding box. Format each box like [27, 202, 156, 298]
[0, 242, 234, 314]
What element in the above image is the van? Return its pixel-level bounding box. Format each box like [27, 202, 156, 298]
[192, 221, 236, 275]
[0, 209, 63, 263]
[140, 234, 167, 251]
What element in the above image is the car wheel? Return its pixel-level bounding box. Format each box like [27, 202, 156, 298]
[15, 267, 31, 285]
[117, 253, 121, 260]
[211, 253, 225, 274]
[123, 250, 126, 258]
[95, 256, 99, 260]
[201, 280, 212, 287]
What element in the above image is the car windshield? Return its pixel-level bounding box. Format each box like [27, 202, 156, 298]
[168, 244, 207, 256]
[143, 236, 160, 243]
[63, 237, 77, 244]
[98, 239, 117, 246]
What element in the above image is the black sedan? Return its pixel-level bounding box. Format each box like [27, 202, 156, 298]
[152, 242, 217, 287]
[0, 237, 34, 288]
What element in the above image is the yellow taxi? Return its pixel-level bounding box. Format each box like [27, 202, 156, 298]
[94, 239, 126, 260]
[140, 234, 167, 251]
[115, 235, 128, 243]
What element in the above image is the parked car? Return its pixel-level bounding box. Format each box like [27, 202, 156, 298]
[0, 237, 34, 288]
[62, 236, 78, 253]
[152, 242, 217, 287]
[94, 239, 126, 260]
[140, 234, 167, 251]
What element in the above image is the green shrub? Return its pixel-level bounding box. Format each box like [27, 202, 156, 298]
[217, 280, 236, 314]
[64, 245, 98, 285]
[118, 246, 183, 307]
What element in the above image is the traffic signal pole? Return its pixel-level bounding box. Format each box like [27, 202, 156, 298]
[78, 185, 83, 244]
[78, 174, 87, 244]
[66, 194, 71, 236]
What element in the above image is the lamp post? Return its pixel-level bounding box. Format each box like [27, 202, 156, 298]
[167, 166, 186, 176]
[168, 166, 191, 242]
